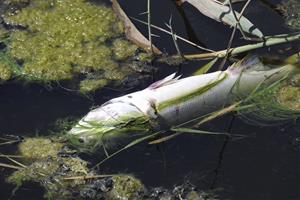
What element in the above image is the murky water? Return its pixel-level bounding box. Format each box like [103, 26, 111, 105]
[0, 0, 299, 199]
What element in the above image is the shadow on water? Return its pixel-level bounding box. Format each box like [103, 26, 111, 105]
[0, 0, 299, 199]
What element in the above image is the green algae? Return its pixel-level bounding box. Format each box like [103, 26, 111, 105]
[112, 39, 138, 61]
[0, 28, 9, 40]
[0, 0, 148, 90]
[6, 136, 150, 200]
[6, 136, 213, 199]
[136, 52, 154, 62]
[0, 61, 13, 81]
[7, 137, 91, 199]
[18, 137, 64, 161]
[79, 79, 108, 93]
[4, 0, 122, 82]
[7, 156, 91, 199]
[0, 50, 21, 82]
[237, 78, 300, 125]
[7, 158, 61, 185]
[108, 175, 146, 200]
[277, 85, 300, 111]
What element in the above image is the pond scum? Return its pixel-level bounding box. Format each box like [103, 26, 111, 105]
[6, 137, 216, 200]
[2, 0, 300, 199]
[0, 0, 152, 93]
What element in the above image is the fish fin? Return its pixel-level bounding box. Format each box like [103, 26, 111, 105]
[192, 57, 218, 75]
[148, 73, 181, 89]
[229, 54, 268, 72]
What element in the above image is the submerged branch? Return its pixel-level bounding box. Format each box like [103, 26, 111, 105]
[0, 162, 22, 170]
[63, 174, 114, 181]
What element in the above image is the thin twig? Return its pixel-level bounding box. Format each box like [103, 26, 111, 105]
[131, 17, 215, 52]
[149, 102, 241, 144]
[63, 174, 114, 180]
[166, 16, 183, 57]
[92, 131, 161, 169]
[147, 0, 153, 53]
[219, 0, 252, 70]
[0, 162, 22, 170]
[0, 155, 23, 158]
[0, 153, 27, 168]
[0, 140, 20, 146]
[229, 0, 255, 41]
[149, 132, 181, 144]
[172, 32, 300, 60]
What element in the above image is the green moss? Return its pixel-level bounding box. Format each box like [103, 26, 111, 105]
[0, 61, 13, 81]
[18, 137, 64, 161]
[108, 175, 145, 200]
[79, 79, 108, 93]
[112, 39, 138, 60]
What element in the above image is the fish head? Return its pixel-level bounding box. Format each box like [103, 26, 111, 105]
[67, 101, 150, 152]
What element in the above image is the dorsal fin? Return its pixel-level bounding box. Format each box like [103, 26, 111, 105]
[148, 73, 181, 89]
[229, 55, 268, 72]
[237, 55, 262, 69]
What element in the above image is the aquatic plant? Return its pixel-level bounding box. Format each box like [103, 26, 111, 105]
[237, 74, 300, 125]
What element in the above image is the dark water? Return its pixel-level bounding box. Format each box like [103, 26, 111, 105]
[1, 0, 300, 199]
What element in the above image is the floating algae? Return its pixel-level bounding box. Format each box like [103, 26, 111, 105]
[6, 137, 145, 200]
[277, 85, 300, 110]
[107, 175, 146, 200]
[6, 137, 217, 200]
[0, 60, 13, 81]
[7, 137, 94, 199]
[79, 79, 109, 94]
[237, 76, 300, 125]
[0, 0, 151, 92]
[112, 39, 138, 61]
[18, 137, 64, 161]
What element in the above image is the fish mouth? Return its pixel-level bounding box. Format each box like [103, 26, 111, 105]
[67, 101, 151, 152]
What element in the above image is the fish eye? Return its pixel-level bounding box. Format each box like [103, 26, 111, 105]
[78, 138, 84, 143]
